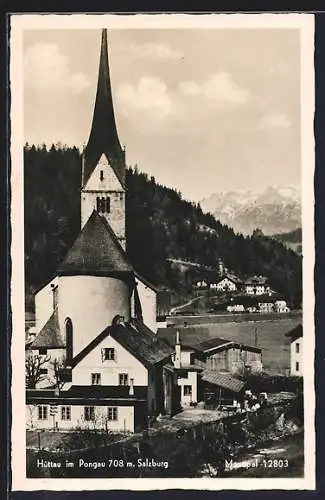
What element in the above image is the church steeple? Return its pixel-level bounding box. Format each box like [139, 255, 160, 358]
[81, 29, 126, 249]
[82, 29, 125, 188]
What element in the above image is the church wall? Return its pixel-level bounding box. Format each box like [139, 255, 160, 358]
[35, 277, 58, 333]
[58, 275, 131, 356]
[132, 277, 157, 333]
[72, 334, 148, 386]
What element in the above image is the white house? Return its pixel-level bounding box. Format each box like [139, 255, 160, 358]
[244, 275, 269, 295]
[274, 300, 290, 313]
[215, 275, 240, 292]
[285, 324, 303, 376]
[258, 302, 274, 313]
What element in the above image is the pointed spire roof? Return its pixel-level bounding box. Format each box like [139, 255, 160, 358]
[57, 211, 133, 276]
[83, 29, 125, 188]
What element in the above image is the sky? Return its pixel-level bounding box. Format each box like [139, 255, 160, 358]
[23, 27, 301, 202]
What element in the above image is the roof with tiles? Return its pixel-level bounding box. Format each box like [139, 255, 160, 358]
[202, 369, 246, 393]
[57, 210, 133, 277]
[29, 308, 65, 349]
[72, 319, 173, 369]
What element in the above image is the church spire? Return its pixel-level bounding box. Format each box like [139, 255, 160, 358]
[83, 29, 125, 188]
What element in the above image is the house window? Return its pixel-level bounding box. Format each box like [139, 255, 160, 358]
[84, 406, 95, 421]
[296, 361, 300, 372]
[61, 406, 71, 421]
[102, 348, 115, 361]
[296, 342, 300, 354]
[184, 385, 192, 396]
[119, 373, 128, 386]
[91, 373, 101, 385]
[107, 407, 118, 421]
[39, 348, 47, 355]
[100, 170, 104, 181]
[38, 405, 48, 420]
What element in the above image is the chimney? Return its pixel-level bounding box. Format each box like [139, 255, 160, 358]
[174, 330, 181, 369]
[129, 378, 134, 396]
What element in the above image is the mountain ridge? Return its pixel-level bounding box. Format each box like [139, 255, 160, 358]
[201, 185, 301, 236]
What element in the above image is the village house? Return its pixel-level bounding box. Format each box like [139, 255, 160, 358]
[274, 299, 290, 313]
[157, 327, 263, 407]
[25, 29, 182, 433]
[214, 274, 242, 292]
[285, 324, 303, 376]
[244, 275, 269, 295]
[258, 302, 274, 313]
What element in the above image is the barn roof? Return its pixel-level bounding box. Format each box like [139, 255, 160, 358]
[57, 210, 133, 277]
[202, 370, 246, 393]
[29, 308, 65, 349]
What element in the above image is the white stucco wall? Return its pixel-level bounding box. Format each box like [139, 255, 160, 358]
[132, 277, 157, 333]
[72, 334, 148, 386]
[26, 404, 134, 432]
[290, 337, 303, 376]
[35, 277, 58, 333]
[58, 275, 131, 356]
[177, 371, 198, 406]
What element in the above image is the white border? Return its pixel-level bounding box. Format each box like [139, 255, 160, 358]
[10, 13, 315, 491]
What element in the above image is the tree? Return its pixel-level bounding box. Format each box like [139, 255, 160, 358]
[25, 352, 51, 389]
[51, 356, 67, 390]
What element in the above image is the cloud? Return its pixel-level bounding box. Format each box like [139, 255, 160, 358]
[128, 43, 183, 60]
[258, 113, 291, 129]
[116, 77, 173, 119]
[179, 72, 248, 105]
[24, 43, 90, 94]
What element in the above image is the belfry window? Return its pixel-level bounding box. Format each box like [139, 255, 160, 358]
[96, 196, 110, 214]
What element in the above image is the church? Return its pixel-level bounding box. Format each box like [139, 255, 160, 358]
[25, 29, 182, 433]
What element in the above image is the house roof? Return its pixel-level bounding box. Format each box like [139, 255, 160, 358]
[202, 370, 246, 393]
[83, 29, 125, 188]
[134, 271, 159, 293]
[244, 275, 268, 285]
[57, 211, 133, 277]
[218, 274, 242, 284]
[26, 385, 147, 404]
[29, 308, 65, 349]
[72, 319, 173, 369]
[285, 324, 302, 342]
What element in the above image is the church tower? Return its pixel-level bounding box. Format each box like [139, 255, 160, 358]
[81, 29, 126, 250]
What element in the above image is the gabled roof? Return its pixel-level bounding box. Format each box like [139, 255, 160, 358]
[72, 319, 173, 369]
[245, 275, 268, 285]
[192, 337, 233, 352]
[202, 370, 246, 393]
[83, 29, 125, 188]
[134, 271, 159, 293]
[29, 308, 65, 349]
[57, 211, 133, 276]
[218, 274, 242, 284]
[285, 324, 302, 342]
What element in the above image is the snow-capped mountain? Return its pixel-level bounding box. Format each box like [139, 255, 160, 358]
[201, 185, 301, 236]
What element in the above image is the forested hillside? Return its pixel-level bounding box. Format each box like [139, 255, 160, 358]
[24, 144, 302, 309]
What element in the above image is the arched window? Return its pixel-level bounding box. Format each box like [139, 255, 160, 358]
[101, 197, 106, 213]
[106, 197, 110, 213]
[96, 196, 100, 212]
[65, 318, 73, 364]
